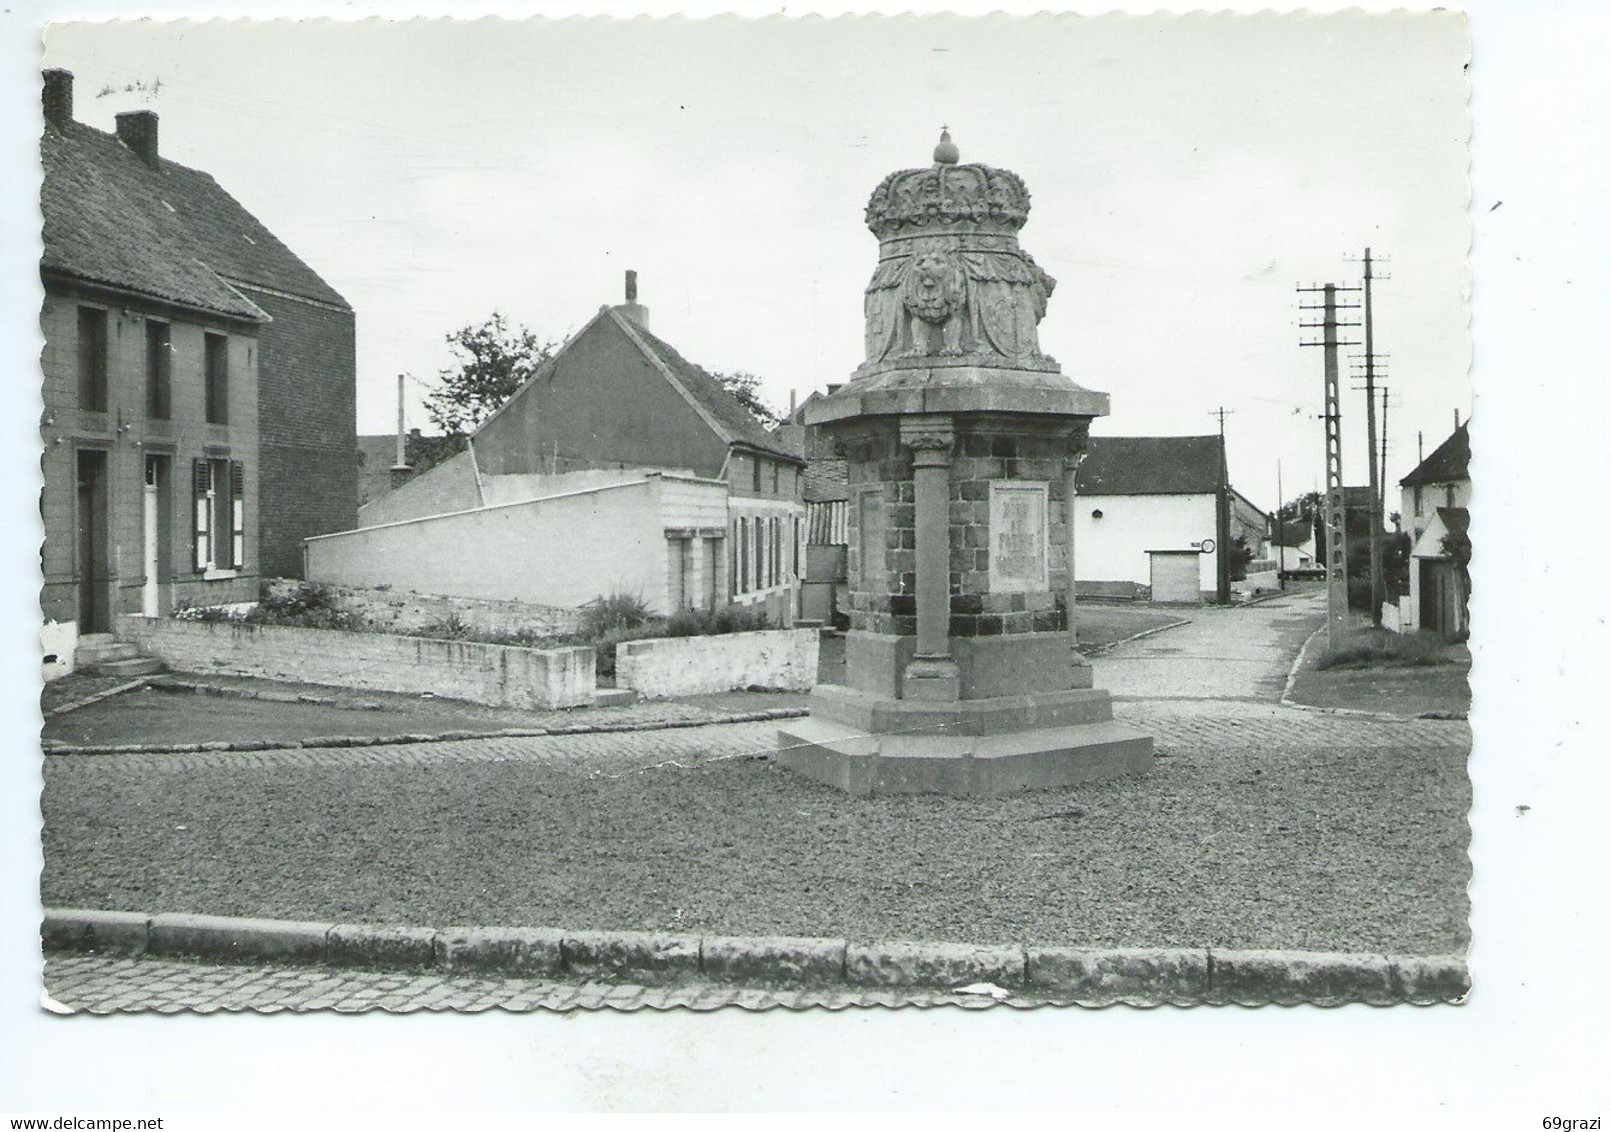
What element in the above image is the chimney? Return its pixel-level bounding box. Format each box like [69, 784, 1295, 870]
[115, 110, 159, 167]
[42, 69, 73, 125]
[614, 269, 650, 330]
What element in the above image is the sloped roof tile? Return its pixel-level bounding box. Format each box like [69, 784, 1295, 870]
[1075, 435, 1225, 496]
[40, 117, 348, 317]
[1400, 422, 1469, 487]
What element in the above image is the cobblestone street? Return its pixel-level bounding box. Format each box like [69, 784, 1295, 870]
[43, 954, 1027, 1013]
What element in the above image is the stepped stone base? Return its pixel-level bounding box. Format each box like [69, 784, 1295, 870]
[777, 684, 1153, 797]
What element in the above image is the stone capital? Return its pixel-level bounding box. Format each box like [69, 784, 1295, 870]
[900, 416, 955, 464]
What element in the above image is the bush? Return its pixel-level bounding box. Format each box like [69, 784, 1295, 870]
[663, 606, 767, 638]
[580, 591, 652, 638]
[1317, 628, 1451, 670]
[245, 582, 363, 631]
[173, 602, 245, 623]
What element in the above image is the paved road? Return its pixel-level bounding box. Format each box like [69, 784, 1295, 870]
[1092, 589, 1324, 703]
[45, 586, 1473, 1014]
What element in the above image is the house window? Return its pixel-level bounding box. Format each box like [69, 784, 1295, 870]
[754, 517, 765, 589]
[77, 307, 108, 412]
[738, 518, 749, 593]
[145, 320, 171, 419]
[193, 458, 245, 572]
[771, 463, 780, 495]
[1444, 484, 1455, 509]
[1413, 486, 1423, 517]
[729, 520, 738, 597]
[204, 333, 229, 425]
[751, 458, 762, 493]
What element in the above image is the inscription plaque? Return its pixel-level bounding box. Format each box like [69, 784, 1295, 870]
[989, 481, 1049, 592]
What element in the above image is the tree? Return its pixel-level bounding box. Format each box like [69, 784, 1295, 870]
[1277, 490, 1324, 524]
[418, 313, 557, 437]
[1228, 534, 1255, 582]
[712, 370, 783, 428]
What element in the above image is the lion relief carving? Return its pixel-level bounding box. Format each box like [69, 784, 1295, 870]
[901, 247, 968, 357]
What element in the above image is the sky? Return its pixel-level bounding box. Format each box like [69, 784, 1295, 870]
[39, 14, 1470, 514]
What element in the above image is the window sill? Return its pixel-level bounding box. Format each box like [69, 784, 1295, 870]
[201, 568, 240, 581]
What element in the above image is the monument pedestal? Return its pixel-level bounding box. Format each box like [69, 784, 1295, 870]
[775, 131, 1154, 796]
[778, 682, 1152, 797]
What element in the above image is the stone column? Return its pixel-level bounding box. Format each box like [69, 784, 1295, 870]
[900, 416, 959, 701]
[1064, 454, 1081, 652]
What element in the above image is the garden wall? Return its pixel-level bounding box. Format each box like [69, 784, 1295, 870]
[263, 578, 583, 638]
[616, 628, 819, 698]
[118, 616, 594, 710]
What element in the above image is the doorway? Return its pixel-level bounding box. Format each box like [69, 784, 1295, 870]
[75, 449, 111, 632]
[142, 455, 170, 617]
[1149, 550, 1203, 605]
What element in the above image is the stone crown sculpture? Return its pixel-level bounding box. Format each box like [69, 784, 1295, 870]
[861, 130, 1057, 371]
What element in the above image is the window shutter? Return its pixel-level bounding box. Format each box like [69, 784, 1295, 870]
[230, 461, 246, 569]
[192, 459, 210, 571]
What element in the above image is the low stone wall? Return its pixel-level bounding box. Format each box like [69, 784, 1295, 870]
[1236, 569, 1282, 597]
[265, 578, 583, 638]
[118, 616, 594, 710]
[617, 628, 819, 698]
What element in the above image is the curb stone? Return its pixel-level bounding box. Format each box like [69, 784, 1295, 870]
[1206, 948, 1397, 1006]
[41, 908, 151, 955]
[38, 908, 1469, 1003]
[327, 923, 438, 969]
[561, 930, 702, 985]
[1080, 618, 1192, 657]
[701, 935, 848, 986]
[435, 926, 565, 977]
[1026, 946, 1210, 1001]
[846, 940, 1025, 989]
[45, 679, 151, 717]
[40, 708, 810, 757]
[149, 912, 330, 964]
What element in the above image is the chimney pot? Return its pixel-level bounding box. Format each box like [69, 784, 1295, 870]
[625, 270, 638, 303]
[42, 69, 73, 125]
[115, 110, 160, 167]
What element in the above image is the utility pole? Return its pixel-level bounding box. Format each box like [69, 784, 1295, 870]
[1209, 406, 1235, 604]
[1379, 387, 1391, 523]
[1299, 281, 1362, 650]
[1353, 248, 1387, 627]
[1276, 459, 1285, 585]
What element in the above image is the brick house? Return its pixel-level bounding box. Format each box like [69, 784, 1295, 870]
[39, 68, 356, 646]
[337, 275, 805, 623]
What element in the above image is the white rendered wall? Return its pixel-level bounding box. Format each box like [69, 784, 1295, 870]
[308, 481, 668, 612]
[1074, 492, 1218, 591]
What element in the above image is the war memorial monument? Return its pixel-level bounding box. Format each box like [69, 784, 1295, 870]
[778, 131, 1156, 796]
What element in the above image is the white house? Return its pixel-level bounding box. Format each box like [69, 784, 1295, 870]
[1271, 519, 1318, 572]
[1073, 435, 1267, 604]
[1395, 420, 1470, 636]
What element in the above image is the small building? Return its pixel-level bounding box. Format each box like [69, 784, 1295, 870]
[1072, 435, 1267, 604]
[1271, 519, 1318, 573]
[1396, 420, 1471, 636]
[317, 277, 805, 622]
[39, 69, 355, 655]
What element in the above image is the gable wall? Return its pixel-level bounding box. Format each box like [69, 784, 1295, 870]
[474, 319, 729, 479]
[249, 288, 357, 578]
